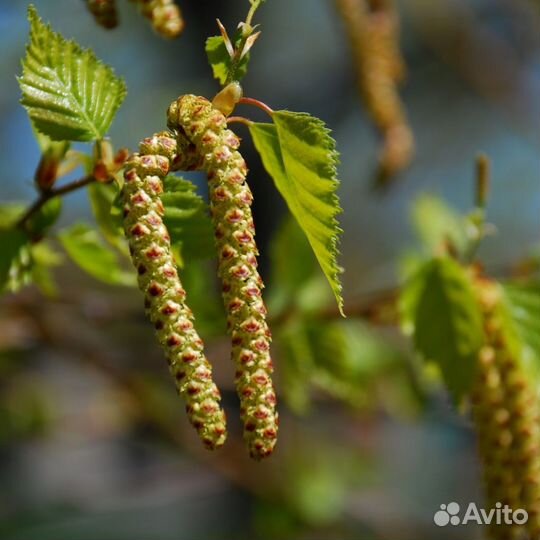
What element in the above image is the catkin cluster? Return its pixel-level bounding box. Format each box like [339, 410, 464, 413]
[335, 0, 414, 182]
[86, 0, 183, 38]
[167, 95, 278, 460]
[471, 278, 540, 540]
[122, 131, 226, 450]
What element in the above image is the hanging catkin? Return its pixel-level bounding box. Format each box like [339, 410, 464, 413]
[334, 0, 414, 183]
[130, 0, 184, 38]
[86, 0, 118, 29]
[122, 131, 227, 450]
[471, 277, 540, 539]
[167, 95, 278, 460]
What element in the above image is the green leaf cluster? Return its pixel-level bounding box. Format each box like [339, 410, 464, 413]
[402, 192, 540, 400]
[278, 318, 417, 415]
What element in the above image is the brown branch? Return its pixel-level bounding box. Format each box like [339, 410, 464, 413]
[16, 174, 98, 230]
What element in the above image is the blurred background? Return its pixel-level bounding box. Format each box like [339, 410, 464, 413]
[0, 0, 539, 538]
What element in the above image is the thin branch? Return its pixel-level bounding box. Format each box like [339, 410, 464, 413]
[238, 96, 274, 118]
[16, 174, 98, 230]
[269, 286, 399, 328]
[245, 0, 264, 27]
[227, 116, 253, 128]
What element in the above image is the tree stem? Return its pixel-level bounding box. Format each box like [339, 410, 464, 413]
[16, 174, 98, 230]
[245, 0, 262, 27]
[227, 116, 253, 128]
[238, 97, 274, 118]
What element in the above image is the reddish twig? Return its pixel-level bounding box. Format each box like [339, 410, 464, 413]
[238, 97, 274, 118]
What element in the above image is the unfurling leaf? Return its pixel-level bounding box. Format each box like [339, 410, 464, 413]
[205, 32, 250, 85]
[19, 6, 126, 141]
[59, 223, 135, 286]
[400, 257, 483, 400]
[250, 111, 344, 315]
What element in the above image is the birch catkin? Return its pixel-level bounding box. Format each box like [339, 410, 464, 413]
[334, 0, 413, 181]
[86, 0, 118, 29]
[167, 95, 278, 459]
[471, 278, 540, 539]
[122, 131, 227, 450]
[131, 0, 184, 38]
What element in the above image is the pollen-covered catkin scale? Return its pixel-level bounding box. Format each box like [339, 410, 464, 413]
[131, 0, 184, 38]
[471, 279, 540, 540]
[86, 0, 118, 29]
[122, 131, 226, 450]
[167, 95, 278, 460]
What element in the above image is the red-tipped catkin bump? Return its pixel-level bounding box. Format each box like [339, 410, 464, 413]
[122, 130, 226, 450]
[471, 279, 540, 540]
[86, 0, 118, 29]
[130, 0, 184, 38]
[167, 95, 278, 460]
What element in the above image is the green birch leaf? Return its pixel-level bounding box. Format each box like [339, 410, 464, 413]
[400, 257, 483, 400]
[501, 281, 540, 367]
[59, 223, 135, 286]
[19, 6, 126, 141]
[161, 175, 214, 263]
[0, 229, 29, 291]
[205, 33, 250, 84]
[250, 112, 344, 314]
